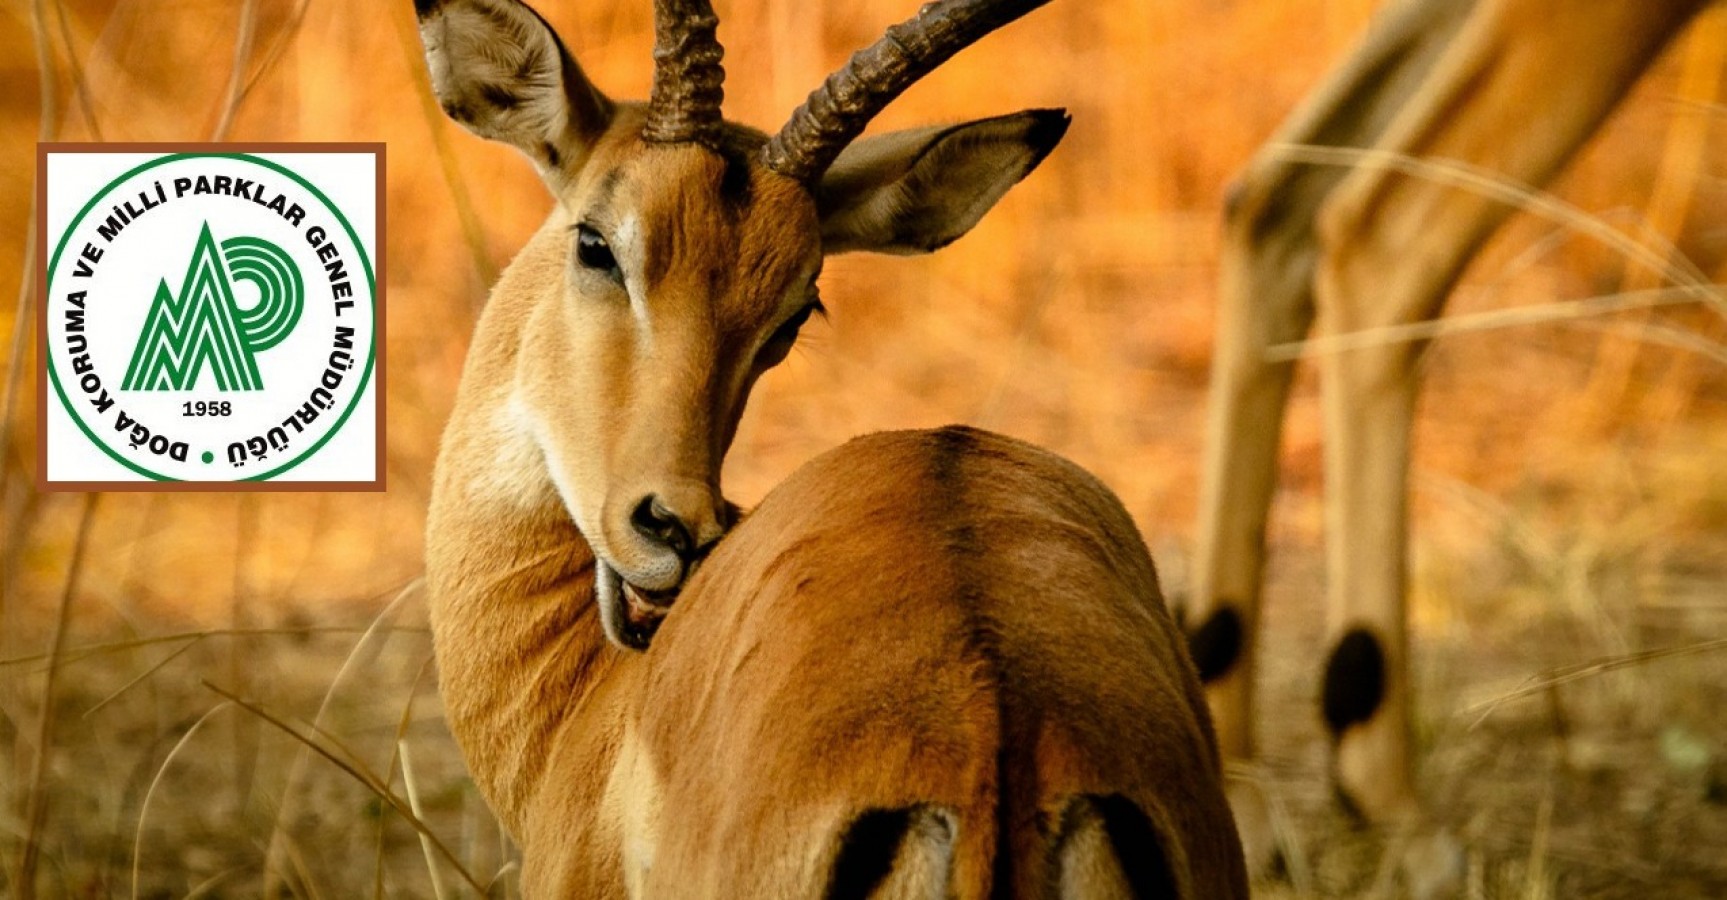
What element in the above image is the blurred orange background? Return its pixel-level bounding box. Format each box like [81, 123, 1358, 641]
[1, 0, 1723, 629]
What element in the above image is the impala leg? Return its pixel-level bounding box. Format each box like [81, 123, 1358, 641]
[1193, 166, 1317, 765]
[1309, 0, 1706, 825]
[1191, 0, 1475, 867]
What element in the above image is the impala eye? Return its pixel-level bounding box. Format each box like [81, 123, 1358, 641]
[757, 299, 824, 369]
[575, 224, 620, 279]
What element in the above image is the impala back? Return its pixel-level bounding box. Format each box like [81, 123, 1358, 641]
[607, 427, 1248, 898]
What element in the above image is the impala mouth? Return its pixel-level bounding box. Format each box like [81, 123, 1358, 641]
[596, 561, 680, 651]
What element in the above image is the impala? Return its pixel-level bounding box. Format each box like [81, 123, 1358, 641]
[417, 0, 1247, 895]
[1183, 0, 1715, 870]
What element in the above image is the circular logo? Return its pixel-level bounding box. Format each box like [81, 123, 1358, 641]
[45, 154, 376, 482]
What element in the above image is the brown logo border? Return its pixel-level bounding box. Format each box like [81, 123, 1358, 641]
[35, 142, 388, 493]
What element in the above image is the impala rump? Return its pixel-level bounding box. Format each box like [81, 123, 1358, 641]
[605, 428, 1249, 897]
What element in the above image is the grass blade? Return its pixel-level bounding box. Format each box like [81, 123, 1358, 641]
[399, 740, 450, 900]
[132, 703, 234, 900]
[16, 492, 97, 900]
[201, 680, 489, 896]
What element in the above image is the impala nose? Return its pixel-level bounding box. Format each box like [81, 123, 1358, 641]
[631, 494, 696, 561]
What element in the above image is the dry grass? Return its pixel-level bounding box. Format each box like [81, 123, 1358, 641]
[1230, 449, 1727, 898]
[2, 0, 1727, 896]
[1, 603, 500, 898]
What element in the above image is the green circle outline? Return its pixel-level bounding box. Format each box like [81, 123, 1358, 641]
[46, 152, 377, 483]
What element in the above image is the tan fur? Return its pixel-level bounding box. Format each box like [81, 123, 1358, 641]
[431, 426, 1247, 896]
[418, 0, 1068, 618]
[510, 115, 821, 587]
[418, 1, 1242, 894]
[1187, 0, 1709, 863]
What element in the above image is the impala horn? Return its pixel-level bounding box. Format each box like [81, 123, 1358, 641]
[762, 0, 1053, 183]
[642, 0, 727, 145]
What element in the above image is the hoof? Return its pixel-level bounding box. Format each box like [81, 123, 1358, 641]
[1224, 775, 1283, 880]
[1397, 825, 1464, 900]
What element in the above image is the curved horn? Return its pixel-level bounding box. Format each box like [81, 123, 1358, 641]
[642, 0, 726, 145]
[761, 0, 1051, 183]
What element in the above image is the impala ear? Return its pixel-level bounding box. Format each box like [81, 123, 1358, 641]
[815, 109, 1070, 256]
[415, 0, 613, 176]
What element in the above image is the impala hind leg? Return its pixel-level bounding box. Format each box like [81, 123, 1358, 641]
[1191, 0, 1474, 869]
[825, 806, 959, 900]
[1050, 795, 1178, 899]
[1309, 0, 1705, 833]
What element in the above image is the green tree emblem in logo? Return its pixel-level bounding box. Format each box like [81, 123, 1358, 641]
[123, 222, 304, 391]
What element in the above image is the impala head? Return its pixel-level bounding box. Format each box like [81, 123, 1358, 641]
[418, 0, 1067, 649]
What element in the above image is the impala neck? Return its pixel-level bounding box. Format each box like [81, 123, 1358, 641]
[425, 222, 624, 836]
